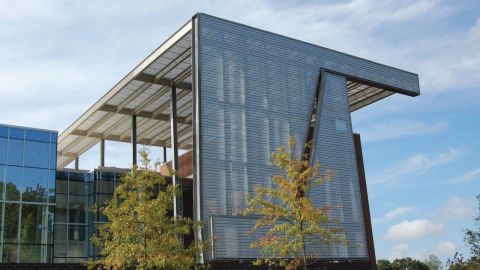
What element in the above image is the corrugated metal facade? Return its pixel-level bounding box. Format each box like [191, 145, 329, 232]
[197, 14, 416, 260]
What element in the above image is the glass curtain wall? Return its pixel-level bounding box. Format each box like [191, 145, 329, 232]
[53, 171, 92, 263]
[0, 125, 57, 263]
[53, 169, 124, 262]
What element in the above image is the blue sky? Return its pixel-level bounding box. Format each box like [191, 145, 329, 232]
[0, 0, 479, 263]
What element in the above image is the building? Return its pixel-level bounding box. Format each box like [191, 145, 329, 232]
[0, 13, 420, 269]
[0, 124, 57, 263]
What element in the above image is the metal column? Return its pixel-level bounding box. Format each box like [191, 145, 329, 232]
[74, 157, 79, 171]
[100, 139, 105, 167]
[132, 115, 137, 166]
[163, 145, 167, 164]
[170, 83, 182, 217]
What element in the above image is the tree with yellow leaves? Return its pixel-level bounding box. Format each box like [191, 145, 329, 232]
[244, 137, 345, 270]
[89, 149, 206, 270]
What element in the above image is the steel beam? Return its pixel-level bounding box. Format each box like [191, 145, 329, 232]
[170, 83, 182, 217]
[132, 115, 137, 166]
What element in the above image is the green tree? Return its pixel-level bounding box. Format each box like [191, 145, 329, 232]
[446, 252, 480, 270]
[464, 194, 480, 259]
[392, 257, 429, 270]
[377, 259, 393, 270]
[424, 254, 442, 270]
[243, 137, 344, 270]
[446, 194, 480, 270]
[89, 149, 206, 270]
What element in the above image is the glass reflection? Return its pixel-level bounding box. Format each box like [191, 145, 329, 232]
[4, 203, 19, 243]
[5, 166, 21, 201]
[20, 204, 48, 245]
[69, 195, 87, 223]
[22, 167, 48, 202]
[2, 244, 18, 263]
[19, 244, 48, 263]
[24, 141, 49, 168]
[0, 137, 7, 164]
[7, 139, 23, 166]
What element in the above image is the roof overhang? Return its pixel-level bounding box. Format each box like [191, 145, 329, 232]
[57, 14, 419, 169]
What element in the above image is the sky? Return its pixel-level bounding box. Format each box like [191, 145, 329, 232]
[0, 0, 479, 263]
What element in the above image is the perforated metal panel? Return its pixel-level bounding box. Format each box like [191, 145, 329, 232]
[197, 14, 389, 260]
[308, 72, 368, 258]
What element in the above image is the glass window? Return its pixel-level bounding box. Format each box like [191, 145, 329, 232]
[6, 166, 22, 201]
[0, 137, 7, 164]
[54, 194, 67, 223]
[48, 170, 56, 203]
[22, 167, 48, 203]
[9, 128, 24, 139]
[49, 143, 57, 169]
[4, 203, 19, 243]
[19, 244, 47, 263]
[23, 140, 49, 168]
[50, 132, 58, 144]
[69, 195, 87, 224]
[7, 139, 24, 166]
[53, 224, 67, 258]
[25, 130, 50, 143]
[68, 225, 87, 258]
[0, 165, 4, 200]
[20, 204, 48, 244]
[2, 244, 18, 263]
[0, 126, 7, 137]
[56, 172, 68, 194]
[70, 173, 89, 195]
[48, 205, 54, 245]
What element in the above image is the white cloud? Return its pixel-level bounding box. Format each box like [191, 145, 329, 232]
[369, 149, 459, 185]
[359, 120, 448, 143]
[385, 219, 444, 240]
[442, 196, 475, 219]
[373, 207, 415, 224]
[449, 167, 480, 184]
[435, 241, 456, 257]
[389, 243, 409, 260]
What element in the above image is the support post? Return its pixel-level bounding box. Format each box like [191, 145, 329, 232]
[132, 115, 137, 166]
[100, 139, 105, 167]
[163, 145, 167, 164]
[74, 157, 79, 171]
[170, 83, 182, 217]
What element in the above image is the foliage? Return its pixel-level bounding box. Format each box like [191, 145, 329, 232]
[243, 137, 345, 270]
[463, 194, 480, 258]
[392, 257, 429, 270]
[377, 258, 430, 270]
[445, 252, 480, 270]
[88, 149, 206, 270]
[377, 259, 393, 270]
[445, 194, 480, 270]
[424, 254, 442, 270]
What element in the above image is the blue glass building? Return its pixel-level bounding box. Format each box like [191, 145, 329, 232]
[0, 124, 57, 263]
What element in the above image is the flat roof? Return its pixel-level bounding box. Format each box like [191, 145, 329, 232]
[57, 13, 419, 169]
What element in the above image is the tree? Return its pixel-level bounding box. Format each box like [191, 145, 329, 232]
[446, 194, 480, 270]
[89, 149, 206, 270]
[445, 252, 480, 270]
[243, 137, 344, 270]
[424, 254, 442, 270]
[463, 194, 480, 259]
[391, 257, 429, 270]
[377, 259, 393, 270]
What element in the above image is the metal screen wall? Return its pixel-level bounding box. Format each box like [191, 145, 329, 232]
[308, 72, 368, 258]
[198, 14, 370, 259]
